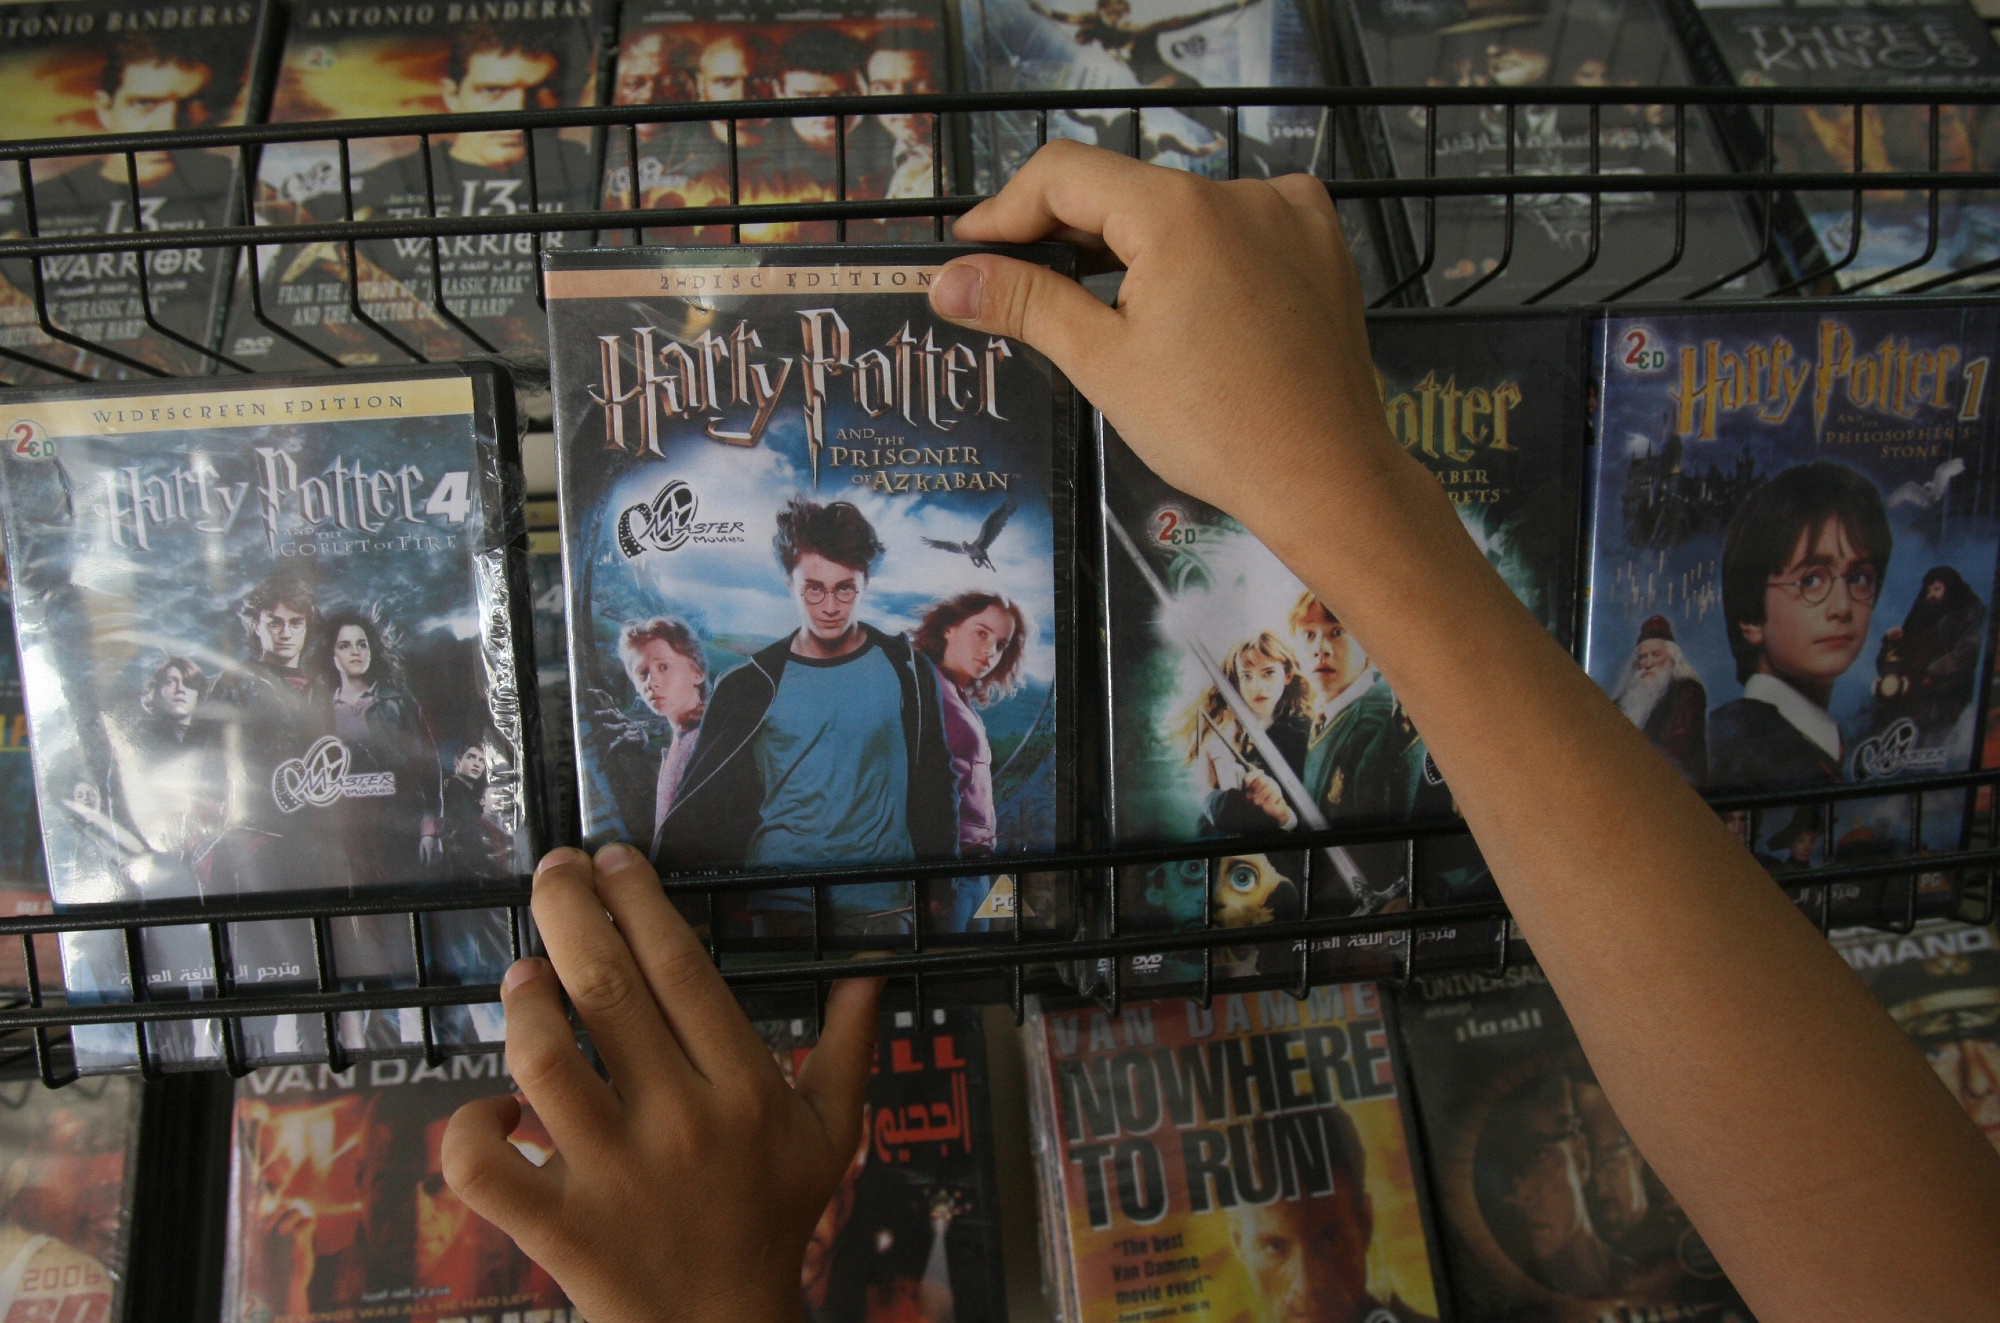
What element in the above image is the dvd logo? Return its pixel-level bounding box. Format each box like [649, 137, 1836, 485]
[271, 736, 397, 813]
[1853, 716, 1950, 779]
[618, 480, 699, 558]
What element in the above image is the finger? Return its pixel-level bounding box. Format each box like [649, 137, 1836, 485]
[501, 953, 623, 1157]
[929, 254, 1122, 382]
[794, 976, 885, 1163]
[441, 1093, 565, 1244]
[531, 847, 690, 1095]
[591, 843, 770, 1084]
[951, 139, 1169, 257]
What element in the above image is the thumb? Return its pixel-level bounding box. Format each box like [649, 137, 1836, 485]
[930, 254, 1121, 387]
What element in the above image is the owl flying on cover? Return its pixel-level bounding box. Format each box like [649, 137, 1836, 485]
[923, 498, 1018, 571]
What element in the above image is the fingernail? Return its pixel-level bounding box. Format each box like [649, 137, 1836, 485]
[536, 847, 588, 876]
[502, 959, 540, 994]
[595, 842, 640, 872]
[931, 263, 983, 321]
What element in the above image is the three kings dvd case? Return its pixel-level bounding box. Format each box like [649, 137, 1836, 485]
[1398, 965, 1750, 1322]
[1023, 989, 1444, 1323]
[1582, 304, 2000, 869]
[218, 0, 608, 370]
[548, 245, 1077, 947]
[0, 365, 542, 1073]
[1094, 311, 1584, 992]
[0, 0, 279, 384]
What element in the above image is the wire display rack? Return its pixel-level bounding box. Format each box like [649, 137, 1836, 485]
[3, 84, 2000, 1082]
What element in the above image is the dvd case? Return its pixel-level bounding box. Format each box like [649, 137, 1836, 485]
[1834, 919, 2000, 1152]
[761, 1006, 1008, 1322]
[1666, 0, 2000, 293]
[604, 0, 949, 244]
[548, 245, 1076, 947]
[0, 1073, 141, 1322]
[0, 545, 57, 992]
[1332, 0, 1772, 305]
[0, 0, 278, 385]
[529, 497, 583, 848]
[217, 0, 609, 371]
[1024, 989, 1443, 1323]
[1092, 310, 1584, 991]
[0, 366, 540, 1073]
[1397, 965, 1750, 1321]
[222, 1052, 573, 1322]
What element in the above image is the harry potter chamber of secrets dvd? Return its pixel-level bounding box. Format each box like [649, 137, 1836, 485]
[548, 246, 1077, 948]
[0, 365, 542, 1073]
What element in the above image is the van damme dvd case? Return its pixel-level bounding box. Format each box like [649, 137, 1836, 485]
[0, 365, 542, 1073]
[548, 246, 1077, 947]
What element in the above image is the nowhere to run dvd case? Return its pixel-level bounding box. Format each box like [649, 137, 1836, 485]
[218, 0, 608, 371]
[223, 1052, 573, 1323]
[0, 366, 542, 1074]
[1023, 989, 1443, 1323]
[1094, 311, 1584, 995]
[549, 246, 1076, 948]
[0, 0, 279, 385]
[1583, 303, 2000, 879]
[1398, 965, 1749, 1322]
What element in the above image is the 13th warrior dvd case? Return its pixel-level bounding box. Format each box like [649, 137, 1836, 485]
[549, 245, 1077, 947]
[0, 365, 542, 1074]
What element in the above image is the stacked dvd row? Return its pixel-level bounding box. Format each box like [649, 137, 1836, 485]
[8, 0, 2000, 389]
[1, 250, 1998, 1073]
[1, 913, 1993, 1323]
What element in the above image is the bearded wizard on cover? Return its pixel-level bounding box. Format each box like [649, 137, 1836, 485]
[548, 248, 1075, 947]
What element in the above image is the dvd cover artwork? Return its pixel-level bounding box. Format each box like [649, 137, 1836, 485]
[603, 0, 948, 245]
[0, 0, 274, 385]
[529, 498, 583, 848]
[760, 1007, 1007, 1323]
[0, 367, 538, 1074]
[1335, 0, 1771, 305]
[0, 548, 58, 993]
[0, 1073, 141, 1323]
[1024, 988, 1442, 1323]
[1096, 311, 1582, 978]
[549, 246, 1075, 948]
[223, 1052, 574, 1323]
[1583, 304, 2000, 809]
[1397, 965, 1749, 1322]
[959, 0, 1333, 193]
[1834, 919, 2000, 1153]
[217, 0, 607, 372]
[1671, 0, 2000, 293]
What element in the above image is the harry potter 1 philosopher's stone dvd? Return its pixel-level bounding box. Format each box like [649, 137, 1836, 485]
[548, 246, 1076, 948]
[0, 365, 542, 1074]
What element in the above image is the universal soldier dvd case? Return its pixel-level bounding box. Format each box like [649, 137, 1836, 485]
[0, 365, 542, 1073]
[548, 245, 1077, 949]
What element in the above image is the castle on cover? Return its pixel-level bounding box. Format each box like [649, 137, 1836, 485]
[1585, 306, 2000, 795]
[548, 249, 1068, 943]
[605, 0, 946, 244]
[220, 0, 605, 370]
[0, 0, 272, 383]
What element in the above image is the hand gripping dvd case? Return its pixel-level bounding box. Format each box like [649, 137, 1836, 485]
[0, 365, 542, 1074]
[603, 0, 950, 246]
[1093, 310, 1584, 991]
[761, 1006, 1008, 1323]
[1581, 303, 2000, 879]
[0, 0, 280, 386]
[222, 1052, 574, 1323]
[548, 245, 1077, 948]
[1833, 919, 2000, 1153]
[217, 0, 609, 372]
[0, 1073, 141, 1323]
[1666, 0, 2000, 294]
[1023, 989, 1444, 1323]
[1396, 965, 1749, 1322]
[1331, 0, 1772, 306]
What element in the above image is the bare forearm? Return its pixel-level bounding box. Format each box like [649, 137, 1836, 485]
[1249, 448, 2000, 1319]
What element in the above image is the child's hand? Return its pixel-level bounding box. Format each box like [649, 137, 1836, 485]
[442, 844, 884, 1323]
[929, 141, 1410, 550]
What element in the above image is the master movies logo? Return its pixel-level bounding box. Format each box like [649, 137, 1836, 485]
[1853, 717, 1951, 779]
[271, 736, 397, 814]
[618, 480, 699, 558]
